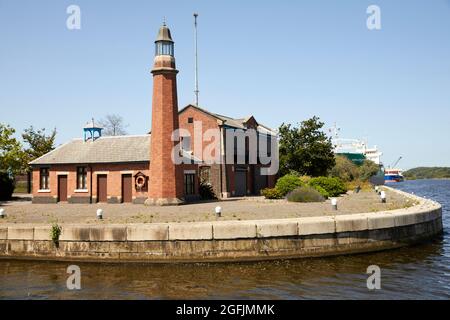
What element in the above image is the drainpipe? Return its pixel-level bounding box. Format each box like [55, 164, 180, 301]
[89, 165, 93, 204]
[219, 126, 224, 198]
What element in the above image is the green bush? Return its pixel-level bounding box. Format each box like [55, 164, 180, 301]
[275, 174, 303, 196]
[286, 186, 325, 203]
[308, 176, 347, 197]
[331, 155, 359, 182]
[50, 223, 62, 244]
[261, 188, 284, 199]
[311, 185, 329, 198]
[199, 183, 217, 200]
[0, 172, 15, 201]
[359, 160, 380, 182]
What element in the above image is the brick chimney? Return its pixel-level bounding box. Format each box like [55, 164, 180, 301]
[146, 22, 184, 206]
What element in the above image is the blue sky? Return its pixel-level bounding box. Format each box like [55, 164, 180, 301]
[1, 0, 449, 169]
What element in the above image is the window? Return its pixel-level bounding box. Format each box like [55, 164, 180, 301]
[181, 136, 191, 152]
[77, 167, 88, 190]
[188, 117, 194, 124]
[184, 173, 195, 195]
[39, 168, 49, 190]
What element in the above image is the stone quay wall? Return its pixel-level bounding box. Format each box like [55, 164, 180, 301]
[0, 187, 443, 263]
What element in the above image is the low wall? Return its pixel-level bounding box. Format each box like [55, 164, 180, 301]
[0, 187, 444, 263]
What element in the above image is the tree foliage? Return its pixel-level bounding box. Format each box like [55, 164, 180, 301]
[330, 155, 360, 182]
[278, 116, 335, 177]
[0, 124, 24, 174]
[99, 114, 128, 136]
[403, 167, 450, 180]
[359, 160, 380, 182]
[22, 126, 56, 167]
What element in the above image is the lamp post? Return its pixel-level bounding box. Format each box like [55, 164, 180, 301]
[380, 191, 386, 203]
[331, 198, 338, 211]
[215, 206, 222, 218]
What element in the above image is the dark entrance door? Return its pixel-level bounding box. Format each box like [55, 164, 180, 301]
[58, 175, 68, 202]
[234, 168, 247, 197]
[97, 175, 107, 203]
[122, 174, 132, 203]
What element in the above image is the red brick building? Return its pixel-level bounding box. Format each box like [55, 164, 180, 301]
[30, 23, 277, 205]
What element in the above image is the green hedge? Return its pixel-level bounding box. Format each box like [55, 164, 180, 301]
[260, 188, 284, 199]
[308, 176, 347, 197]
[275, 174, 303, 196]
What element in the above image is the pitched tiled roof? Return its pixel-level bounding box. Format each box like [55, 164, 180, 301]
[179, 105, 277, 134]
[30, 134, 202, 165]
[30, 135, 151, 165]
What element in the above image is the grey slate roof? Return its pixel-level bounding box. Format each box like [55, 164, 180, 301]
[30, 135, 151, 165]
[179, 104, 277, 134]
[31, 105, 276, 166]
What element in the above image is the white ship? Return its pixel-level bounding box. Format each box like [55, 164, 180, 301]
[329, 123, 383, 165]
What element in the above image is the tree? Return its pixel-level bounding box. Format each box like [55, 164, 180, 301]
[22, 126, 57, 166]
[278, 116, 335, 177]
[331, 155, 360, 182]
[98, 114, 128, 136]
[359, 160, 380, 182]
[0, 123, 24, 175]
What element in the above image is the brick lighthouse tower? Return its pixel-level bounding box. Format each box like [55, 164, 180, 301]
[146, 23, 184, 206]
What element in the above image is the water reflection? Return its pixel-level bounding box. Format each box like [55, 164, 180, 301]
[0, 180, 449, 299]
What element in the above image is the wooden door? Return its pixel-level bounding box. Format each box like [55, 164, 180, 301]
[97, 175, 107, 203]
[121, 174, 132, 203]
[58, 175, 68, 202]
[234, 169, 247, 197]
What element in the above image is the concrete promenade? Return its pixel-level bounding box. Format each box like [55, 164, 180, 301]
[0, 187, 443, 263]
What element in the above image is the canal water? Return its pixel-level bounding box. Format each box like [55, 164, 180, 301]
[0, 180, 449, 299]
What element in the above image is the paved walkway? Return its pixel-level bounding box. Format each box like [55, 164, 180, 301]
[0, 190, 412, 225]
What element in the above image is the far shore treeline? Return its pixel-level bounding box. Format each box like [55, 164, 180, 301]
[404, 167, 450, 180]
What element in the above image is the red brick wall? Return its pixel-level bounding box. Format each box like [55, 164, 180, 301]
[32, 163, 149, 203]
[148, 70, 184, 200]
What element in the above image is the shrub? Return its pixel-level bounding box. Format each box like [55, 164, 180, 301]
[345, 180, 373, 192]
[0, 172, 15, 201]
[331, 155, 359, 182]
[261, 188, 284, 199]
[199, 183, 217, 200]
[311, 185, 329, 198]
[299, 175, 312, 184]
[50, 223, 62, 246]
[275, 174, 303, 196]
[308, 176, 347, 197]
[359, 160, 380, 182]
[286, 186, 325, 203]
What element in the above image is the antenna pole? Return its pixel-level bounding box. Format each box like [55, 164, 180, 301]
[194, 13, 199, 106]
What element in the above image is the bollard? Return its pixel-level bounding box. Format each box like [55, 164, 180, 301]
[215, 206, 222, 218]
[375, 186, 379, 193]
[331, 198, 338, 211]
[0, 208, 5, 218]
[380, 191, 386, 203]
[97, 209, 103, 220]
